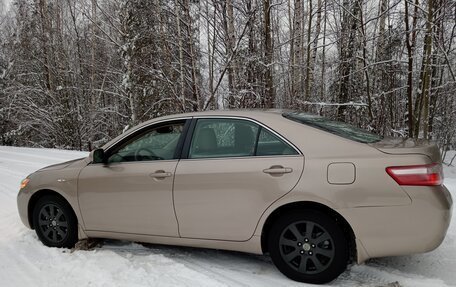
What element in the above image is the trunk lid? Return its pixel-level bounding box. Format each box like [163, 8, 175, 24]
[370, 137, 442, 163]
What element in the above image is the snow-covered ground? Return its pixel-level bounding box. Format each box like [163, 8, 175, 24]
[0, 146, 454, 287]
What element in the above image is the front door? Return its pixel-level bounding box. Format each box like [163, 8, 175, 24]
[78, 120, 187, 237]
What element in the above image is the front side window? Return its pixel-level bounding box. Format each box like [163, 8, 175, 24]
[108, 122, 185, 163]
[188, 118, 298, 159]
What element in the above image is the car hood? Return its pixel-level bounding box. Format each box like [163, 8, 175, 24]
[37, 157, 86, 172]
[370, 137, 441, 163]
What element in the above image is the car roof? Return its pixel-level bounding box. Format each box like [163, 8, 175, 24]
[137, 109, 288, 127]
[156, 109, 285, 119]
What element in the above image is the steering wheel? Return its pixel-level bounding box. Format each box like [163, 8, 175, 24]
[134, 148, 164, 161]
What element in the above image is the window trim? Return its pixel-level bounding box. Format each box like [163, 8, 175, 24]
[253, 126, 262, 156]
[181, 116, 302, 160]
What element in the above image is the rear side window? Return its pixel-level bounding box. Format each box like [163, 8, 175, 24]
[188, 118, 298, 159]
[283, 112, 382, 143]
[189, 119, 259, 158]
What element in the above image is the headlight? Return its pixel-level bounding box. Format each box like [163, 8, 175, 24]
[20, 178, 30, 189]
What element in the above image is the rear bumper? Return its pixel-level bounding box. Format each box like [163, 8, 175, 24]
[340, 184, 452, 263]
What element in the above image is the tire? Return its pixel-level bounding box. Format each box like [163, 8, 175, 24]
[268, 210, 349, 284]
[32, 195, 78, 248]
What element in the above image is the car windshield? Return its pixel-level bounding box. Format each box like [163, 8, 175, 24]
[283, 112, 382, 143]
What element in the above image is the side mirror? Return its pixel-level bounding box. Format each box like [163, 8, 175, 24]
[90, 148, 106, 164]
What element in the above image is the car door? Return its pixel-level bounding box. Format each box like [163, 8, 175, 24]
[78, 119, 188, 237]
[173, 117, 304, 241]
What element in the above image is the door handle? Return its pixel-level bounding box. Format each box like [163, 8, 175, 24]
[149, 170, 173, 178]
[263, 166, 293, 175]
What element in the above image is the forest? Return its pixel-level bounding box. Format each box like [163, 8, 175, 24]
[0, 0, 455, 156]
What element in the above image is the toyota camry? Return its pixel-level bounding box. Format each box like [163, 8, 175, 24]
[17, 110, 453, 284]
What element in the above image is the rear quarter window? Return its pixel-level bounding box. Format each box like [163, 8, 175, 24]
[256, 128, 298, 156]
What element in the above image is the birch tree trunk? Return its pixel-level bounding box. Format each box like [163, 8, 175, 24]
[404, 0, 418, 137]
[175, 0, 186, 111]
[183, 0, 200, 111]
[291, 0, 303, 103]
[310, 0, 322, 99]
[413, 0, 434, 138]
[226, 0, 236, 108]
[91, 0, 97, 107]
[38, 0, 53, 93]
[263, 0, 274, 108]
[304, 0, 312, 100]
[337, 0, 359, 120]
[320, 0, 327, 100]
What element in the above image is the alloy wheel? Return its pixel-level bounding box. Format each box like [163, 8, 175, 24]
[278, 220, 335, 274]
[37, 203, 69, 244]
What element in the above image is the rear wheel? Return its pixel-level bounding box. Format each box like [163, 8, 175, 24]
[32, 195, 78, 248]
[268, 210, 348, 284]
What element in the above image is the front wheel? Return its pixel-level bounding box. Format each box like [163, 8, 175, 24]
[32, 195, 78, 248]
[268, 210, 349, 284]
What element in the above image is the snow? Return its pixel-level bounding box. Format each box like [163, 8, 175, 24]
[0, 145, 454, 287]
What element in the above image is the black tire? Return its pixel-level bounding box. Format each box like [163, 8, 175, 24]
[32, 195, 78, 248]
[268, 210, 348, 284]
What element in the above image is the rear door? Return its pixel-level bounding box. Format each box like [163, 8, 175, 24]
[173, 117, 304, 241]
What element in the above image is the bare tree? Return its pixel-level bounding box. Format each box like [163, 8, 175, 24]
[1, 0, 455, 151]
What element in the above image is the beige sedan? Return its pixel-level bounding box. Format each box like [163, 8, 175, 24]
[17, 110, 452, 284]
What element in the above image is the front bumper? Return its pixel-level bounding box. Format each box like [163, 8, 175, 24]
[17, 186, 33, 229]
[340, 184, 452, 263]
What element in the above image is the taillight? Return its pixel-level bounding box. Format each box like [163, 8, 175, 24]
[386, 163, 443, 186]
